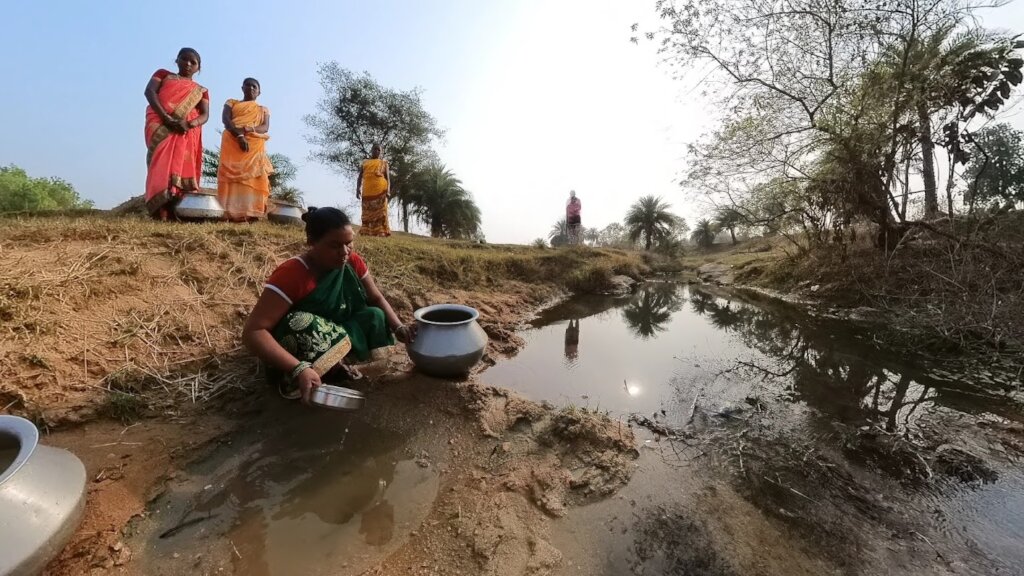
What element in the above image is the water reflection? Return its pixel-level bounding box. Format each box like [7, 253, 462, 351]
[486, 283, 1024, 572]
[144, 416, 440, 576]
[621, 283, 685, 339]
[686, 286, 1019, 433]
[564, 319, 580, 367]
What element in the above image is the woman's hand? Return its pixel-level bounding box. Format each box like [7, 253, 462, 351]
[162, 115, 182, 133]
[237, 134, 250, 152]
[297, 368, 322, 404]
[394, 323, 418, 344]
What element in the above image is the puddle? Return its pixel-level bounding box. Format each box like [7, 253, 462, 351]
[130, 406, 441, 576]
[489, 283, 1022, 431]
[486, 282, 1024, 574]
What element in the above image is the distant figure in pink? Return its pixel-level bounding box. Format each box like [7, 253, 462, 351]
[566, 190, 582, 245]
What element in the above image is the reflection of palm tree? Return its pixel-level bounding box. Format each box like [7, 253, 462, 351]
[622, 285, 684, 339]
[702, 291, 942, 433]
[707, 300, 744, 331]
[688, 288, 714, 316]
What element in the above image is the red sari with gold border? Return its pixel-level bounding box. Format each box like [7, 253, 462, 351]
[144, 69, 208, 216]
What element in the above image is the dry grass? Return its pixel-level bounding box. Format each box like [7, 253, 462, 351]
[680, 236, 793, 284]
[682, 215, 1024, 352]
[0, 213, 647, 425]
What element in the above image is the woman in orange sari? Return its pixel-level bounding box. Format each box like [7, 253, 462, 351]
[217, 78, 273, 221]
[143, 48, 210, 219]
[356, 144, 391, 236]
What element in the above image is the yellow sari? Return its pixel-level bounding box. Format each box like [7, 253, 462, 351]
[217, 100, 273, 221]
[360, 158, 390, 236]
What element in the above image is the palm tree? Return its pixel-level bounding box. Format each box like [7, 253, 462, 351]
[690, 218, 718, 249]
[407, 164, 481, 239]
[897, 28, 1011, 218]
[714, 207, 742, 245]
[202, 148, 298, 192]
[548, 218, 569, 247]
[388, 146, 439, 233]
[270, 185, 304, 206]
[624, 196, 678, 251]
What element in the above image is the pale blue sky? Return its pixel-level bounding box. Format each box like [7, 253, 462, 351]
[2, 1, 1023, 242]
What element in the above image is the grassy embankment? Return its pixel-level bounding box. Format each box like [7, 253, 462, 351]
[680, 215, 1024, 354]
[0, 214, 647, 426]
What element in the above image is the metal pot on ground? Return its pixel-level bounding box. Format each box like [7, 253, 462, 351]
[0, 415, 87, 576]
[267, 201, 305, 225]
[407, 304, 488, 378]
[174, 190, 225, 220]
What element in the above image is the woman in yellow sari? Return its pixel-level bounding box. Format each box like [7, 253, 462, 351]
[356, 144, 391, 236]
[217, 78, 273, 221]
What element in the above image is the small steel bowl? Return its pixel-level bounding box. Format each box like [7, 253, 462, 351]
[309, 385, 365, 411]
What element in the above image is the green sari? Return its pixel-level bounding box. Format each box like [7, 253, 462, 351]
[272, 263, 393, 379]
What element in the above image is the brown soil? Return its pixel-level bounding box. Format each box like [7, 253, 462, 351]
[42, 417, 234, 575]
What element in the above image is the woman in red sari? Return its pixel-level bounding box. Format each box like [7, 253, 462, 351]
[143, 48, 210, 219]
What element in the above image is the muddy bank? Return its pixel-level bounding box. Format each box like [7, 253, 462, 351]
[486, 281, 1024, 575]
[106, 365, 638, 576]
[0, 215, 652, 575]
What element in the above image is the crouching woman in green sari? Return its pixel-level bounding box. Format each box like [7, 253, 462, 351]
[243, 207, 416, 402]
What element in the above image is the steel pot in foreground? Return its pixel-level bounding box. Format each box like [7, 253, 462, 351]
[0, 415, 87, 576]
[310, 384, 365, 411]
[407, 304, 488, 378]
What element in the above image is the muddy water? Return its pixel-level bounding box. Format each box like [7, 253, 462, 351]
[130, 405, 443, 576]
[487, 283, 1024, 575]
[125, 282, 1024, 575]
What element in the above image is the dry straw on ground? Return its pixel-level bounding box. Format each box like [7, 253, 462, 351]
[0, 214, 646, 426]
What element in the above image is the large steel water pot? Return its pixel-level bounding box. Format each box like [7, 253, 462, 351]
[407, 304, 488, 378]
[0, 415, 87, 576]
[174, 190, 225, 220]
[267, 201, 305, 226]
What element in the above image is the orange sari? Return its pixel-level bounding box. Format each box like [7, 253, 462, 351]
[144, 69, 208, 216]
[360, 158, 390, 236]
[217, 100, 273, 221]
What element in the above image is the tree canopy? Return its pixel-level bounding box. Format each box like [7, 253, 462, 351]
[645, 0, 1024, 249]
[305, 64, 443, 174]
[965, 123, 1024, 209]
[0, 165, 93, 213]
[305, 64, 444, 232]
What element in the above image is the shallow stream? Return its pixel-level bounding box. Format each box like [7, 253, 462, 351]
[128, 282, 1024, 575]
